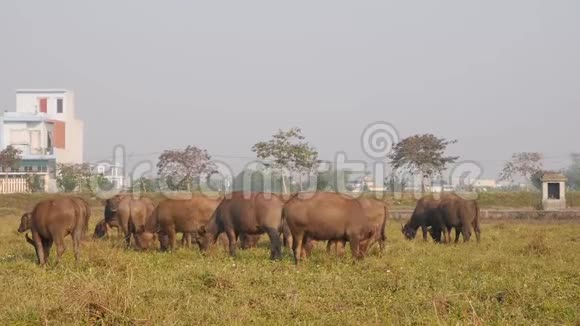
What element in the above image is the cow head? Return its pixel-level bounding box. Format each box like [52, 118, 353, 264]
[104, 195, 124, 223]
[133, 226, 156, 250]
[18, 213, 32, 233]
[93, 221, 108, 239]
[197, 226, 211, 251]
[401, 223, 417, 240]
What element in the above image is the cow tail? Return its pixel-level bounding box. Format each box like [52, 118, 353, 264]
[83, 200, 91, 234]
[379, 204, 388, 251]
[149, 205, 161, 234]
[473, 201, 481, 231]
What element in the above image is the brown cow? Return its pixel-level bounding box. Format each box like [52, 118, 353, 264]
[104, 194, 155, 248]
[198, 192, 285, 260]
[401, 194, 446, 242]
[437, 194, 481, 243]
[283, 192, 374, 264]
[326, 197, 389, 256]
[92, 218, 120, 239]
[133, 195, 222, 251]
[19, 197, 87, 266]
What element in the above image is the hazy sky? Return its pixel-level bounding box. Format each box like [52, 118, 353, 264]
[1, 1, 578, 179]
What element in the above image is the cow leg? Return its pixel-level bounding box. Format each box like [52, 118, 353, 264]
[225, 229, 237, 257]
[123, 231, 131, 248]
[282, 225, 293, 249]
[444, 228, 451, 244]
[181, 233, 191, 248]
[421, 225, 428, 241]
[302, 237, 314, 258]
[292, 232, 304, 264]
[326, 240, 334, 254]
[54, 236, 66, 266]
[473, 221, 481, 243]
[72, 232, 81, 263]
[454, 227, 461, 243]
[265, 227, 282, 260]
[32, 232, 46, 266]
[337, 240, 346, 257]
[349, 235, 362, 260]
[121, 219, 131, 248]
[42, 238, 52, 262]
[462, 224, 471, 242]
[167, 228, 177, 251]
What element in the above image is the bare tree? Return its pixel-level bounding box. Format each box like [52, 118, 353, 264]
[499, 152, 544, 190]
[252, 127, 318, 193]
[387, 134, 458, 192]
[157, 145, 216, 191]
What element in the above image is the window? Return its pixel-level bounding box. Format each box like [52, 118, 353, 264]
[548, 183, 560, 200]
[57, 98, 64, 113]
[39, 98, 47, 113]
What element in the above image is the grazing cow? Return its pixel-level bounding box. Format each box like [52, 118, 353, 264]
[104, 195, 155, 248]
[437, 194, 481, 243]
[92, 219, 120, 239]
[71, 196, 91, 239]
[19, 197, 87, 266]
[325, 197, 389, 256]
[401, 195, 446, 242]
[133, 196, 222, 251]
[283, 192, 374, 264]
[198, 192, 285, 260]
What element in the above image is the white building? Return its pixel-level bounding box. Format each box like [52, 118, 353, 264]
[12, 89, 83, 164]
[0, 89, 84, 192]
[92, 162, 124, 190]
[472, 179, 497, 191]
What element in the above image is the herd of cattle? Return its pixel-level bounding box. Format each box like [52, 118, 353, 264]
[17, 192, 481, 266]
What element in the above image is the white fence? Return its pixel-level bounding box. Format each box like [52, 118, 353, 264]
[0, 177, 30, 193]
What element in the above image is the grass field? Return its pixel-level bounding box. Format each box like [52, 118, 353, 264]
[1, 200, 579, 325]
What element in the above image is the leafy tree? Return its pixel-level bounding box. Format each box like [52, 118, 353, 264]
[499, 152, 544, 189]
[386, 171, 410, 193]
[565, 153, 580, 190]
[387, 134, 458, 192]
[0, 145, 22, 172]
[26, 174, 45, 192]
[157, 145, 216, 192]
[133, 177, 159, 193]
[233, 168, 285, 193]
[252, 127, 318, 193]
[57, 163, 91, 192]
[94, 174, 114, 191]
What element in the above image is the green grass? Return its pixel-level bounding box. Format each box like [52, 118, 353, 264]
[1, 203, 579, 324]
